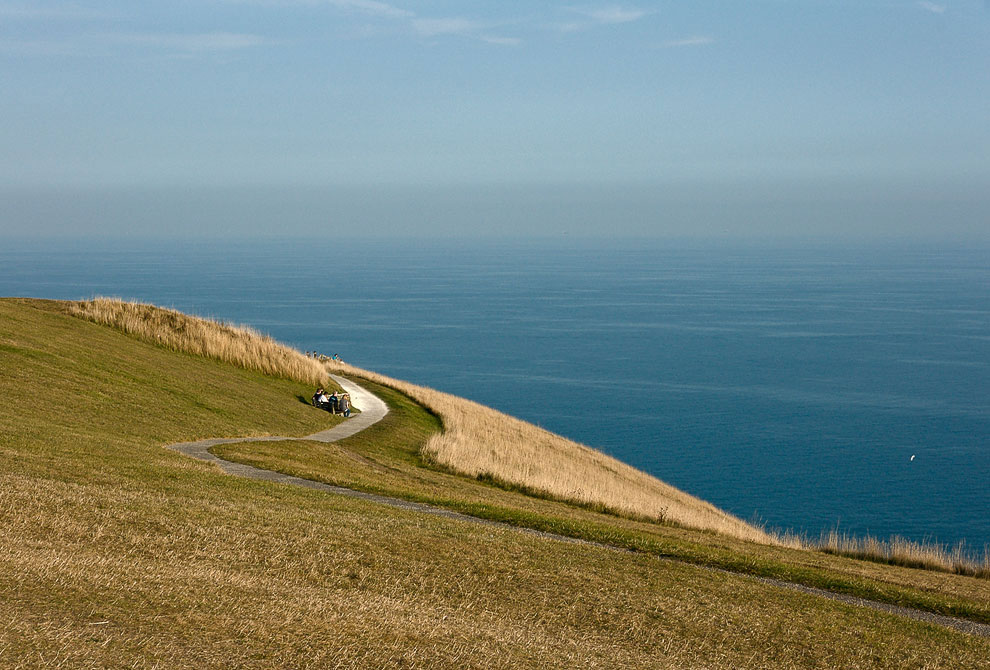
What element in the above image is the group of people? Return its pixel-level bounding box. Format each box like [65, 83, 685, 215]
[312, 388, 351, 417]
[306, 352, 342, 363]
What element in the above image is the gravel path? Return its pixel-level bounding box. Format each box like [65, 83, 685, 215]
[167, 373, 388, 469]
[166, 374, 990, 639]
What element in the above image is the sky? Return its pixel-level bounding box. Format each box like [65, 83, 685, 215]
[1, 0, 988, 239]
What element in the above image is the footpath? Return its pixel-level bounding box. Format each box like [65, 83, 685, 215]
[167, 374, 990, 640]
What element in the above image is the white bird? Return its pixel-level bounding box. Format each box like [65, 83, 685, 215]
[910, 454, 916, 461]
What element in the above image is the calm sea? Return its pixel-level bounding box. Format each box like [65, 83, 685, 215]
[3, 237, 988, 550]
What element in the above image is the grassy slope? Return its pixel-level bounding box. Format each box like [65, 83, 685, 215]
[1, 298, 988, 669]
[218, 379, 990, 625]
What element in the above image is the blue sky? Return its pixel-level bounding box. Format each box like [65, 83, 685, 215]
[1, 1, 988, 238]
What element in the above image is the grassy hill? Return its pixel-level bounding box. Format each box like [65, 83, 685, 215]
[2, 297, 989, 669]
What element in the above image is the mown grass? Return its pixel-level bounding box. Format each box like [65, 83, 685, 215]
[217, 377, 990, 627]
[323, 359, 769, 544]
[67, 299, 770, 543]
[53, 297, 990, 618]
[69, 298, 774, 543]
[324, 360, 990, 579]
[3, 297, 990, 668]
[62, 297, 990, 579]
[52, 300, 990, 599]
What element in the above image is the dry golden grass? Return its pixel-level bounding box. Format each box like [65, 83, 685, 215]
[325, 360, 773, 545]
[814, 529, 990, 579]
[68, 297, 768, 544]
[7, 469, 983, 670]
[69, 297, 329, 387]
[6, 298, 989, 668]
[66, 298, 990, 576]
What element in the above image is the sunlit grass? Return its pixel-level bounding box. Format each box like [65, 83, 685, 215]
[69, 296, 329, 386]
[812, 529, 990, 579]
[3, 297, 990, 668]
[66, 297, 990, 579]
[324, 361, 774, 545]
[221, 375, 990, 626]
[70, 297, 770, 544]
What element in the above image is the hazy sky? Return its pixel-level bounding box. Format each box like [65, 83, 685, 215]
[1, 1, 988, 238]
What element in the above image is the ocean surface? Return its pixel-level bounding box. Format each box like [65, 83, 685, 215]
[3, 237, 988, 550]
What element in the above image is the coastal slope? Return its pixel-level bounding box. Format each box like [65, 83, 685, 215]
[2, 297, 988, 669]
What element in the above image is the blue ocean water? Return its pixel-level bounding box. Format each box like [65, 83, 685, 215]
[2, 237, 988, 549]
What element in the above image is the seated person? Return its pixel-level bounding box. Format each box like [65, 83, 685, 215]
[327, 391, 339, 414]
[313, 388, 332, 411]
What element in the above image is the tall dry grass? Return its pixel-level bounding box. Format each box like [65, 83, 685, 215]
[66, 299, 768, 542]
[64, 299, 990, 569]
[68, 297, 329, 387]
[325, 360, 774, 544]
[814, 529, 990, 579]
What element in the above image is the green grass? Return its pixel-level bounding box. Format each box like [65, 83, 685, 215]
[3, 298, 989, 669]
[216, 377, 990, 627]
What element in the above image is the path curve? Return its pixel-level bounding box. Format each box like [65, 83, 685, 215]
[168, 374, 389, 470]
[166, 375, 990, 640]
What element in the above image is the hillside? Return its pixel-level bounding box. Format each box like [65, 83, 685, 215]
[2, 297, 989, 669]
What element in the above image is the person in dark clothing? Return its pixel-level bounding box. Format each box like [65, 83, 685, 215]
[313, 388, 332, 411]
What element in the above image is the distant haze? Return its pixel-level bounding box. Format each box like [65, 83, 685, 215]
[1, 1, 988, 240]
[2, 181, 987, 241]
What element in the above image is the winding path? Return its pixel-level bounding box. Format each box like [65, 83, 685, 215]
[166, 374, 990, 640]
[168, 374, 389, 471]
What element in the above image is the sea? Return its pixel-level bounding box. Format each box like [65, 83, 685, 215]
[3, 237, 988, 551]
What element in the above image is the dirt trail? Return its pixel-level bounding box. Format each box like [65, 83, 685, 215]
[166, 374, 990, 640]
